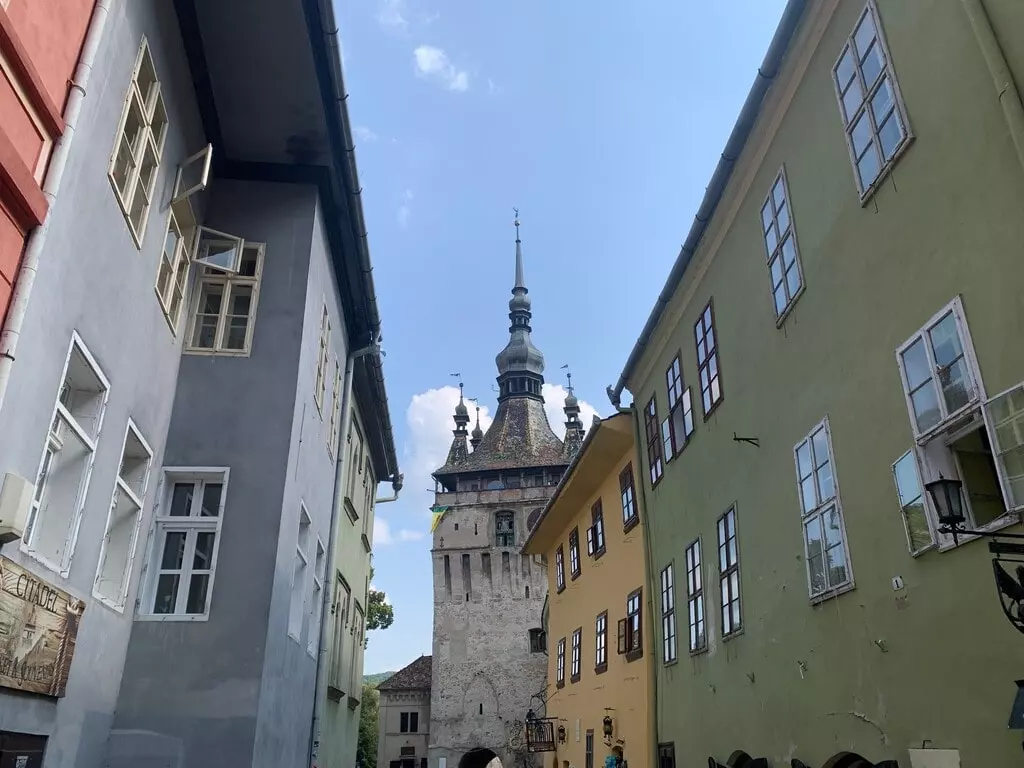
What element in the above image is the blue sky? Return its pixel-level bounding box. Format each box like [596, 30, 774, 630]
[338, 0, 789, 674]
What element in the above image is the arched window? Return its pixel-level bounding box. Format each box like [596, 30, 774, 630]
[496, 511, 515, 547]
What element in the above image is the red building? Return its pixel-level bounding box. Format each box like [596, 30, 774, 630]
[0, 0, 95, 323]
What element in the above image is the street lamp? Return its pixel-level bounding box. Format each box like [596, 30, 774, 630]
[925, 475, 968, 544]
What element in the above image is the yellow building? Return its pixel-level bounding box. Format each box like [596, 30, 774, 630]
[523, 412, 653, 768]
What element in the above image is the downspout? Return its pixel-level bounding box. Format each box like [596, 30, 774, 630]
[620, 403, 660, 768]
[959, 0, 1024, 174]
[374, 473, 404, 504]
[310, 337, 380, 768]
[0, 0, 112, 411]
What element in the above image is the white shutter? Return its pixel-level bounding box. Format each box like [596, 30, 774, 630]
[983, 383, 1024, 513]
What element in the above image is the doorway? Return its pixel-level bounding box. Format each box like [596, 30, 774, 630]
[0, 732, 46, 768]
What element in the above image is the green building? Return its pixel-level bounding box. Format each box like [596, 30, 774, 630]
[607, 1, 1024, 766]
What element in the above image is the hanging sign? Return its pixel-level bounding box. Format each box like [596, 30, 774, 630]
[0, 556, 85, 697]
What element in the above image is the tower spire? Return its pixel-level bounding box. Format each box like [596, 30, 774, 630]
[561, 364, 585, 458]
[494, 211, 546, 402]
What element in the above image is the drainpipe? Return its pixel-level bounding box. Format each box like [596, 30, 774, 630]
[374, 473, 404, 504]
[310, 336, 380, 768]
[620, 402, 660, 768]
[958, 0, 1024, 174]
[0, 0, 113, 412]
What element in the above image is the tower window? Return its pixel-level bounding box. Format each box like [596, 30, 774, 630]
[496, 511, 515, 547]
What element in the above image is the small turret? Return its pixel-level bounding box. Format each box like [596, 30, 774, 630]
[470, 406, 484, 450]
[562, 370, 585, 459]
[443, 383, 471, 467]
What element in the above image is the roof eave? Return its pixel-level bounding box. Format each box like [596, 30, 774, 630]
[522, 412, 630, 553]
[304, 0, 399, 481]
[607, 0, 809, 405]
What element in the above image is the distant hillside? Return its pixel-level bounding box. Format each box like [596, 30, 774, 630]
[364, 671, 396, 687]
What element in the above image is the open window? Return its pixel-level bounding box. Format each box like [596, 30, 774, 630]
[192, 228, 245, 274]
[172, 144, 212, 206]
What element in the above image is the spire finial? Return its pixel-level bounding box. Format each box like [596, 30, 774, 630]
[513, 209, 526, 292]
[560, 364, 574, 394]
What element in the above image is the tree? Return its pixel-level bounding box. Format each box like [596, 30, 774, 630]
[357, 683, 380, 768]
[366, 567, 394, 645]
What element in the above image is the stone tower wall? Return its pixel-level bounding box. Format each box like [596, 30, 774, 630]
[429, 487, 553, 768]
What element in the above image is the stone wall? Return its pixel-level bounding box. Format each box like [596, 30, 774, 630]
[429, 496, 551, 768]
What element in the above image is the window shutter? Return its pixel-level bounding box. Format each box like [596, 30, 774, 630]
[617, 618, 627, 654]
[983, 385, 1024, 512]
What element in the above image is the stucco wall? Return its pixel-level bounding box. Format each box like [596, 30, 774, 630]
[541, 446, 650, 768]
[629, 1, 1024, 766]
[429, 492, 550, 768]
[379, 689, 431, 768]
[0, 0, 202, 764]
[107, 180, 322, 768]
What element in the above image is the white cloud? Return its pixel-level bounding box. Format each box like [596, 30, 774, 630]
[353, 125, 378, 143]
[413, 46, 469, 92]
[377, 0, 408, 30]
[375, 516, 427, 547]
[406, 386, 493, 492]
[397, 188, 414, 229]
[400, 383, 600, 519]
[374, 517, 393, 545]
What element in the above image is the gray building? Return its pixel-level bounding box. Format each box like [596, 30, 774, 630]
[428, 225, 584, 768]
[0, 1, 398, 767]
[377, 656, 432, 768]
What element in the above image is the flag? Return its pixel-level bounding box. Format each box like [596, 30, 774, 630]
[430, 505, 449, 533]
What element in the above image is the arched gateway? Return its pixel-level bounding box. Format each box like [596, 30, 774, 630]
[459, 748, 502, 768]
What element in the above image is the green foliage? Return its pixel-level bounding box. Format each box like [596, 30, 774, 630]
[365, 567, 394, 646]
[357, 683, 380, 768]
[363, 671, 396, 686]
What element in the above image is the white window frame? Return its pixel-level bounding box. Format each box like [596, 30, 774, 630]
[716, 507, 742, 636]
[307, 537, 326, 657]
[93, 419, 154, 612]
[23, 332, 111, 577]
[328, 361, 341, 457]
[108, 37, 168, 247]
[154, 207, 192, 334]
[314, 305, 331, 415]
[555, 545, 565, 591]
[832, 0, 912, 201]
[595, 612, 607, 669]
[694, 301, 722, 416]
[891, 450, 936, 557]
[570, 627, 581, 681]
[660, 562, 677, 664]
[896, 297, 984, 443]
[137, 467, 229, 621]
[761, 167, 805, 323]
[982, 382, 1024, 515]
[684, 539, 706, 654]
[329, 574, 352, 692]
[185, 243, 265, 356]
[289, 503, 313, 642]
[556, 637, 565, 685]
[663, 355, 695, 459]
[794, 419, 854, 602]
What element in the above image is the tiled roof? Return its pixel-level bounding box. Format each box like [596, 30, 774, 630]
[435, 397, 568, 476]
[377, 655, 432, 691]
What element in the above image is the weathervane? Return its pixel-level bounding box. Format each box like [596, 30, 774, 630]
[560, 363, 573, 394]
[513, 207, 520, 240]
